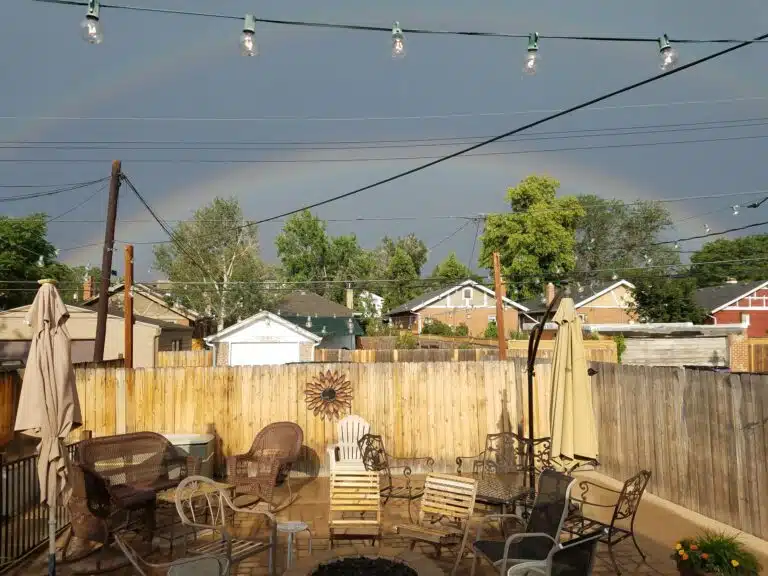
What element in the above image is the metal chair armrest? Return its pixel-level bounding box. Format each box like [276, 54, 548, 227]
[507, 561, 547, 576]
[456, 452, 485, 475]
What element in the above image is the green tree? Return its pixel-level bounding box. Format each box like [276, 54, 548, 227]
[690, 235, 768, 287]
[630, 276, 706, 323]
[0, 214, 69, 309]
[153, 197, 274, 331]
[376, 234, 428, 276]
[574, 196, 678, 277]
[480, 175, 584, 299]
[57, 265, 102, 305]
[430, 252, 480, 283]
[383, 247, 420, 311]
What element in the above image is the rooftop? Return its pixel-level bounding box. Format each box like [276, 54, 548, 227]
[694, 280, 767, 312]
[277, 291, 355, 318]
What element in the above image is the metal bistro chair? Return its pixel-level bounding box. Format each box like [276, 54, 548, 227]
[470, 470, 576, 576]
[506, 530, 605, 576]
[115, 533, 231, 575]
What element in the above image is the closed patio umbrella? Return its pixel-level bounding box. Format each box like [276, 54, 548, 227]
[548, 297, 598, 463]
[14, 279, 82, 576]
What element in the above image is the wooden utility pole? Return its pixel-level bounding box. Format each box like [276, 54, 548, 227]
[93, 160, 121, 362]
[492, 251, 508, 360]
[124, 244, 134, 369]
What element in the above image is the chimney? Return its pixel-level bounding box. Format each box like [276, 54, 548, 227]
[83, 276, 94, 300]
[545, 282, 556, 305]
[346, 287, 354, 310]
[726, 278, 738, 284]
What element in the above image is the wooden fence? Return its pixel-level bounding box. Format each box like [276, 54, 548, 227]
[319, 341, 617, 364]
[156, 350, 213, 368]
[0, 371, 21, 447]
[70, 360, 768, 540]
[747, 338, 768, 372]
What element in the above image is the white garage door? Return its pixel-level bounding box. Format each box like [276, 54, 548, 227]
[230, 342, 300, 366]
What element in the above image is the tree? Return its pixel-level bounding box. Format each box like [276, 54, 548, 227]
[690, 235, 768, 287]
[630, 276, 706, 323]
[56, 265, 102, 305]
[479, 175, 584, 299]
[574, 196, 678, 277]
[382, 247, 420, 311]
[430, 252, 480, 283]
[0, 214, 65, 310]
[375, 234, 428, 276]
[153, 197, 274, 331]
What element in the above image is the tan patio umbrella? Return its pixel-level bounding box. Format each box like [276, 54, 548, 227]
[548, 296, 598, 463]
[14, 279, 82, 576]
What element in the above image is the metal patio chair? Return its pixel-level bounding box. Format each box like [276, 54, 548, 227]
[506, 530, 604, 576]
[115, 533, 231, 575]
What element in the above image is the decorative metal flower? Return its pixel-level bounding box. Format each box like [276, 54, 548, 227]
[305, 370, 353, 420]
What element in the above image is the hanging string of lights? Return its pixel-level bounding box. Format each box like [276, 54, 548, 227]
[36, 0, 768, 73]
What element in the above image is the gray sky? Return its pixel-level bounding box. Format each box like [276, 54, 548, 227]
[2, 0, 768, 280]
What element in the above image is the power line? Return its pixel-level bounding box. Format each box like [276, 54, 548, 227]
[655, 219, 768, 245]
[28, 0, 768, 44]
[4, 116, 768, 150]
[45, 182, 108, 224]
[0, 178, 109, 202]
[245, 32, 768, 225]
[2, 95, 767, 123]
[7, 133, 768, 164]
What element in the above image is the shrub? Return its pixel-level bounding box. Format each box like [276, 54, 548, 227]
[454, 323, 469, 337]
[612, 333, 626, 363]
[395, 331, 418, 349]
[509, 330, 528, 340]
[483, 321, 498, 339]
[421, 319, 454, 336]
[672, 532, 760, 575]
[585, 330, 601, 341]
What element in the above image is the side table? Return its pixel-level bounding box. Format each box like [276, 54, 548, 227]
[277, 521, 312, 569]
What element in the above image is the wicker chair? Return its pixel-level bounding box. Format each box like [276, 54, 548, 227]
[226, 422, 303, 511]
[357, 433, 435, 522]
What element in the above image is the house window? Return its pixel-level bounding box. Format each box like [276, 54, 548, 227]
[579, 314, 588, 324]
[171, 339, 183, 351]
[741, 313, 751, 326]
[462, 288, 472, 300]
[488, 315, 497, 324]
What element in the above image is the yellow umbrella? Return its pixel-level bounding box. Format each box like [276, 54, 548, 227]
[549, 297, 598, 463]
[14, 279, 82, 576]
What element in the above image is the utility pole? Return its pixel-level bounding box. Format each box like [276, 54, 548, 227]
[93, 160, 121, 362]
[124, 244, 134, 370]
[493, 251, 508, 360]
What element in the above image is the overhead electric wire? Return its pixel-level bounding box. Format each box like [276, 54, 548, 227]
[0, 177, 109, 202]
[655, 219, 768, 245]
[3, 96, 768, 124]
[27, 0, 768, 44]
[45, 182, 108, 224]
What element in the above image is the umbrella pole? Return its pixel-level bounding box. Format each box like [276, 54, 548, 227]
[48, 490, 56, 576]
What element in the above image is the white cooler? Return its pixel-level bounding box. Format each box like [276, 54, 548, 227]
[162, 433, 215, 478]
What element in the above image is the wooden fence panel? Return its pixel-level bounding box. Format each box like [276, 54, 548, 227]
[157, 351, 213, 368]
[316, 345, 614, 363]
[0, 371, 21, 446]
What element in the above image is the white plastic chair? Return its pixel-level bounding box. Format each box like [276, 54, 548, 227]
[326, 415, 370, 473]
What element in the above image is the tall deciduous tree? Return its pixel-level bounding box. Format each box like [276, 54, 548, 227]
[153, 197, 274, 331]
[630, 276, 706, 323]
[479, 175, 584, 299]
[430, 252, 479, 283]
[383, 247, 420, 311]
[375, 234, 428, 276]
[690, 235, 768, 287]
[574, 195, 678, 277]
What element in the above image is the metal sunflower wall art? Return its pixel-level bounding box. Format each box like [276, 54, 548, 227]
[305, 370, 353, 420]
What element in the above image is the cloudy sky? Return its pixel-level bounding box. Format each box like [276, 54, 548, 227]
[2, 0, 768, 280]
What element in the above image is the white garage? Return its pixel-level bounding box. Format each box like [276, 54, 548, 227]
[205, 311, 321, 366]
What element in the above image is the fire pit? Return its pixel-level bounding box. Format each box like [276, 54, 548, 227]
[284, 548, 444, 576]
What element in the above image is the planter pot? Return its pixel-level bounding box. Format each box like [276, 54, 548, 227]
[677, 564, 713, 576]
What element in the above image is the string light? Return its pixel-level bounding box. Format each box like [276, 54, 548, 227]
[704, 224, 711, 233]
[81, 0, 103, 44]
[658, 34, 679, 71]
[391, 22, 405, 58]
[240, 14, 258, 57]
[347, 317, 354, 334]
[732, 205, 740, 215]
[524, 33, 540, 75]
[305, 316, 312, 328]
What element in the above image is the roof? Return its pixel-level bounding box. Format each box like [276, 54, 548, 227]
[106, 308, 194, 331]
[0, 304, 171, 333]
[276, 291, 355, 318]
[695, 280, 768, 313]
[281, 315, 364, 337]
[521, 280, 634, 313]
[205, 310, 322, 344]
[81, 283, 200, 320]
[520, 321, 747, 337]
[387, 279, 528, 316]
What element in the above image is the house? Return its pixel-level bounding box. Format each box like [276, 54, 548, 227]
[0, 305, 193, 368]
[359, 291, 384, 318]
[205, 310, 322, 366]
[386, 279, 529, 336]
[521, 280, 636, 327]
[696, 279, 768, 337]
[276, 291, 363, 349]
[80, 281, 212, 338]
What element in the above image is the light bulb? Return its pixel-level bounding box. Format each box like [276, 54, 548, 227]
[611, 272, 618, 281]
[241, 14, 258, 57]
[305, 316, 312, 328]
[674, 241, 680, 249]
[347, 318, 354, 334]
[81, 0, 103, 44]
[523, 33, 540, 75]
[391, 22, 405, 58]
[704, 224, 711, 234]
[37, 255, 44, 268]
[321, 326, 327, 336]
[657, 34, 678, 72]
[732, 205, 740, 216]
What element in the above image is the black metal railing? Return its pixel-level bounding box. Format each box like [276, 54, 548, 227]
[0, 443, 79, 574]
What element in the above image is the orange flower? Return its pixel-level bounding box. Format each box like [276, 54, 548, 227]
[678, 549, 686, 556]
[682, 554, 689, 561]
[690, 544, 699, 551]
[701, 553, 709, 560]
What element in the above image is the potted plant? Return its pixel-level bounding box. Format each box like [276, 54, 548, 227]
[672, 531, 761, 575]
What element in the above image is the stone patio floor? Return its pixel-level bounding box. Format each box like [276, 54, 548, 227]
[14, 475, 678, 575]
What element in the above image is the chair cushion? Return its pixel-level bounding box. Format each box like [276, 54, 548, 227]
[473, 535, 554, 565]
[109, 484, 156, 511]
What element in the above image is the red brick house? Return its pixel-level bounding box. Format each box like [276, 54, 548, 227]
[696, 280, 768, 337]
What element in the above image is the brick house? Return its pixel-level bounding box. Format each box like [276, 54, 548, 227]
[386, 279, 529, 336]
[696, 280, 768, 337]
[521, 279, 636, 326]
